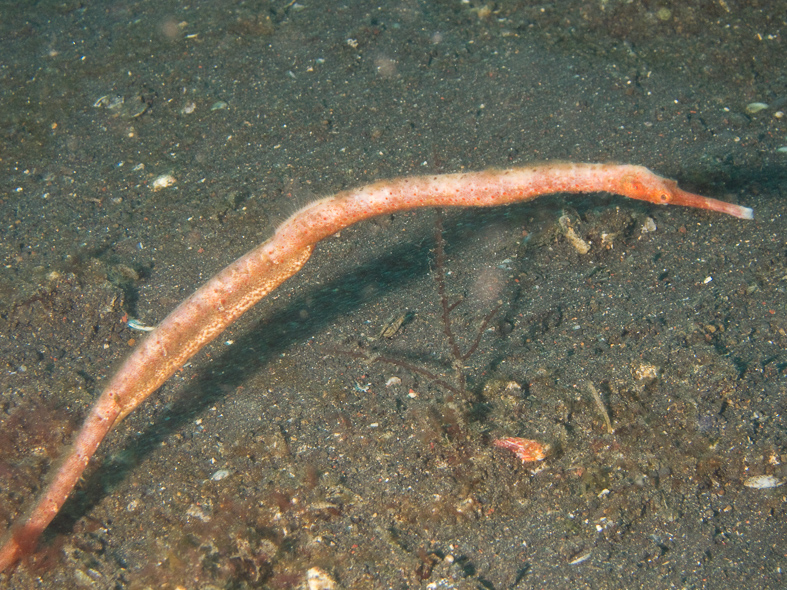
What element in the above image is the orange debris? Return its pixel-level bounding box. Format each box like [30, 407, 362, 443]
[494, 437, 548, 463]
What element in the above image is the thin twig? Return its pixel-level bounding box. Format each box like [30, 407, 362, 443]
[586, 381, 614, 434]
[461, 302, 501, 362]
[433, 209, 464, 370]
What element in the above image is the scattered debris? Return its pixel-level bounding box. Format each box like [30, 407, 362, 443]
[559, 213, 591, 254]
[633, 362, 660, 381]
[306, 567, 337, 590]
[93, 93, 149, 118]
[185, 504, 211, 522]
[210, 469, 231, 481]
[745, 102, 769, 114]
[586, 381, 614, 434]
[743, 475, 784, 489]
[151, 173, 177, 191]
[640, 216, 657, 233]
[494, 437, 548, 463]
[568, 550, 592, 565]
[127, 318, 155, 332]
[600, 231, 617, 248]
[379, 311, 411, 338]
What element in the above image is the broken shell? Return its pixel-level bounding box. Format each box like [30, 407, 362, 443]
[569, 550, 592, 565]
[482, 378, 522, 399]
[743, 474, 784, 489]
[745, 102, 769, 114]
[379, 311, 412, 338]
[600, 232, 617, 248]
[640, 217, 657, 233]
[210, 469, 231, 481]
[633, 362, 659, 381]
[151, 174, 176, 191]
[93, 94, 124, 109]
[494, 437, 548, 463]
[307, 567, 337, 590]
[127, 318, 155, 332]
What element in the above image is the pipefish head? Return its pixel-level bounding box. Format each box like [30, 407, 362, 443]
[620, 168, 753, 220]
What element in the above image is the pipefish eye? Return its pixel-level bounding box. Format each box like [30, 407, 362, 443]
[658, 192, 670, 203]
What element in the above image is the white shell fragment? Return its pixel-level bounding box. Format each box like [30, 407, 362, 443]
[126, 318, 155, 332]
[151, 173, 176, 191]
[569, 550, 592, 565]
[307, 567, 337, 590]
[640, 216, 657, 233]
[743, 475, 784, 489]
[210, 469, 231, 481]
[745, 102, 769, 114]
